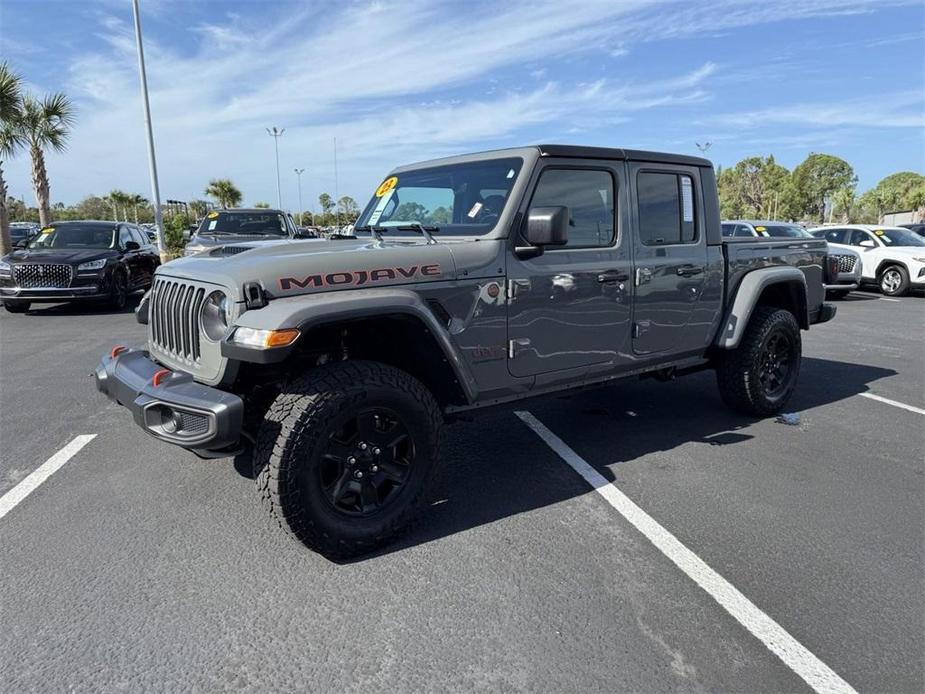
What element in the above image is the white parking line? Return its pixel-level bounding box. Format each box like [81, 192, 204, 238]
[0, 435, 96, 521]
[860, 392, 925, 416]
[878, 297, 902, 302]
[515, 411, 857, 694]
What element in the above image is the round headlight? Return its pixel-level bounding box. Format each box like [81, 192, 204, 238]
[200, 290, 231, 341]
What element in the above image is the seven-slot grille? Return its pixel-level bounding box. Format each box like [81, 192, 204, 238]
[13, 264, 73, 288]
[149, 278, 207, 362]
[833, 254, 857, 273]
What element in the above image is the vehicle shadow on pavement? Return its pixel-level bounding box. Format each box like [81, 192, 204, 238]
[349, 356, 896, 562]
[19, 295, 141, 316]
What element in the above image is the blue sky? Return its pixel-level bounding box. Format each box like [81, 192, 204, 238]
[1, 0, 923, 211]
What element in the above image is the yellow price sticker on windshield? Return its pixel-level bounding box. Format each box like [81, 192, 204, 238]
[755, 226, 766, 231]
[375, 176, 398, 198]
[41, 226, 55, 233]
[207, 211, 219, 219]
[874, 229, 885, 236]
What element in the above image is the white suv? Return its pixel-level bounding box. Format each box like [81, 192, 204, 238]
[810, 225, 925, 297]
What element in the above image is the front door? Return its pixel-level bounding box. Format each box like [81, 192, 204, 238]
[629, 163, 710, 355]
[507, 162, 633, 377]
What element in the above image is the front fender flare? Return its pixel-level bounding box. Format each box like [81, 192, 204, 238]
[716, 267, 808, 349]
[222, 288, 476, 402]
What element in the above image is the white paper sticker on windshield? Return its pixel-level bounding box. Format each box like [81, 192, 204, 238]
[208, 220, 217, 230]
[368, 189, 394, 225]
[506, 169, 515, 179]
[681, 177, 694, 222]
[467, 201, 483, 219]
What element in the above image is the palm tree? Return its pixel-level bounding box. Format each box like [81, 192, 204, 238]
[130, 193, 148, 223]
[0, 62, 25, 255]
[107, 189, 130, 221]
[205, 179, 242, 209]
[18, 92, 75, 227]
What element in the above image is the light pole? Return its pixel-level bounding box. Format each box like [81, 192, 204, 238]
[294, 168, 305, 225]
[266, 126, 285, 209]
[132, 0, 166, 259]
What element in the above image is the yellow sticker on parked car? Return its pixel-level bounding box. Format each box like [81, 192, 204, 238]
[874, 229, 885, 235]
[755, 226, 766, 231]
[207, 211, 219, 218]
[375, 176, 398, 198]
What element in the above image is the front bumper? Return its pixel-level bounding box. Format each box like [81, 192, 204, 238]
[824, 282, 858, 291]
[811, 302, 837, 325]
[95, 347, 244, 456]
[1, 285, 108, 302]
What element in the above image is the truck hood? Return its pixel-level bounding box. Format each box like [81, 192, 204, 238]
[156, 236, 505, 302]
[186, 233, 292, 248]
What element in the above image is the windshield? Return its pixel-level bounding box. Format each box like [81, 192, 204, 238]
[198, 211, 289, 236]
[756, 224, 812, 238]
[356, 157, 523, 236]
[26, 224, 116, 249]
[876, 228, 925, 246]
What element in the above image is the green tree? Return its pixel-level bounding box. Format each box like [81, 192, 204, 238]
[0, 61, 25, 255]
[253, 201, 270, 209]
[18, 92, 76, 227]
[430, 205, 453, 224]
[789, 153, 856, 223]
[318, 192, 334, 216]
[394, 202, 427, 222]
[129, 193, 148, 223]
[337, 195, 359, 222]
[205, 178, 242, 208]
[107, 189, 131, 221]
[717, 155, 792, 220]
[832, 188, 855, 223]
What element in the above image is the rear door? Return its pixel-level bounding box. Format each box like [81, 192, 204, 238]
[506, 160, 633, 377]
[629, 163, 710, 355]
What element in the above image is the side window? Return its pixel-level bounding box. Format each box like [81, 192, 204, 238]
[637, 172, 697, 245]
[734, 224, 753, 237]
[848, 229, 871, 246]
[821, 229, 844, 243]
[131, 228, 148, 247]
[119, 226, 134, 248]
[530, 169, 615, 248]
[721, 223, 735, 237]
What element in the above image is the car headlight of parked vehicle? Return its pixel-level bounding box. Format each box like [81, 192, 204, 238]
[200, 290, 232, 341]
[184, 246, 206, 257]
[77, 259, 108, 272]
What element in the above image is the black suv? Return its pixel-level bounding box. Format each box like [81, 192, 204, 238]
[0, 220, 160, 313]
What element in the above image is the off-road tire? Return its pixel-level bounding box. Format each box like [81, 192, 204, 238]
[109, 271, 128, 309]
[2, 301, 30, 313]
[878, 264, 910, 297]
[716, 306, 801, 416]
[254, 360, 443, 559]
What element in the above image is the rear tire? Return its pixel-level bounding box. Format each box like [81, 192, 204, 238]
[878, 265, 909, 297]
[2, 301, 30, 313]
[254, 360, 443, 559]
[716, 307, 801, 416]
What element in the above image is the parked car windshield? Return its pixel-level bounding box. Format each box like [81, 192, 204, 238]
[876, 228, 925, 246]
[198, 211, 289, 236]
[758, 224, 812, 238]
[26, 224, 116, 249]
[356, 157, 523, 236]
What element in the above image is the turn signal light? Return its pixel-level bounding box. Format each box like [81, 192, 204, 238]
[265, 329, 301, 347]
[231, 327, 301, 349]
[111, 345, 127, 359]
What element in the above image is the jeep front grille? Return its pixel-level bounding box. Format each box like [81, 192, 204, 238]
[13, 264, 73, 288]
[149, 278, 207, 362]
[833, 255, 857, 273]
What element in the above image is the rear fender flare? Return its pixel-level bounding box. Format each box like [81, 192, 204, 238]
[716, 267, 808, 349]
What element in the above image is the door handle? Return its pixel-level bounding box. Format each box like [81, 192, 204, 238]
[676, 265, 704, 277]
[598, 271, 630, 283]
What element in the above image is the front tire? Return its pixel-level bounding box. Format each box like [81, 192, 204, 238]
[254, 361, 443, 559]
[716, 306, 801, 416]
[878, 265, 909, 297]
[2, 301, 30, 313]
[109, 271, 128, 309]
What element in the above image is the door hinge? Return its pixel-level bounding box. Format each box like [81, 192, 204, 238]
[507, 278, 531, 302]
[633, 321, 650, 339]
[635, 267, 652, 286]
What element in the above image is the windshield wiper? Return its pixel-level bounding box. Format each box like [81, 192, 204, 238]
[396, 223, 439, 244]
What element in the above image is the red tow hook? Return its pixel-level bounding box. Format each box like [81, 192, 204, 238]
[111, 345, 127, 359]
[152, 369, 171, 387]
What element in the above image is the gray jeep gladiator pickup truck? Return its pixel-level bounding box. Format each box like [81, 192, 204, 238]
[96, 145, 836, 558]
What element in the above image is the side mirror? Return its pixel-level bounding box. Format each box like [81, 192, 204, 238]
[293, 229, 308, 239]
[124, 241, 140, 251]
[858, 239, 875, 248]
[14, 238, 28, 249]
[524, 206, 569, 246]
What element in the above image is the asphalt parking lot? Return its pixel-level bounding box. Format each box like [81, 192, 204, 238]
[1, 291, 922, 692]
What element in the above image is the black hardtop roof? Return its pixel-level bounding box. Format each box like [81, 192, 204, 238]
[212, 208, 285, 214]
[537, 144, 712, 168]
